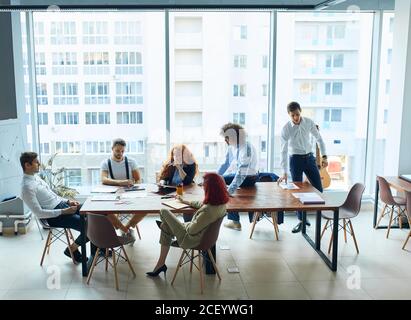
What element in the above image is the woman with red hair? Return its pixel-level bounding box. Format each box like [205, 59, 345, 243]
[147, 172, 229, 277]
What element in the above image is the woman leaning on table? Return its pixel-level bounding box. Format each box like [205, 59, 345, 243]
[158, 144, 198, 186]
[146, 172, 229, 277]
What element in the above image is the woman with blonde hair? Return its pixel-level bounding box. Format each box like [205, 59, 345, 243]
[158, 144, 198, 186]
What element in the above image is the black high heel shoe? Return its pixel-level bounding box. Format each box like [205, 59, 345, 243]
[156, 220, 162, 230]
[146, 264, 167, 277]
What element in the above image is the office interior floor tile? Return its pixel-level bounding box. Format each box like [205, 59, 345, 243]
[1, 208, 410, 300]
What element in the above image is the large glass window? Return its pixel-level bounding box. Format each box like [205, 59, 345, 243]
[372, 13, 394, 181]
[276, 12, 373, 190]
[170, 12, 271, 176]
[19, 9, 391, 196]
[52, 52, 78, 75]
[85, 82, 110, 104]
[115, 82, 143, 104]
[115, 52, 143, 75]
[51, 21, 76, 45]
[53, 83, 79, 105]
[31, 11, 166, 185]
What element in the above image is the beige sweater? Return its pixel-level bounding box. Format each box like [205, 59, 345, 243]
[180, 201, 226, 248]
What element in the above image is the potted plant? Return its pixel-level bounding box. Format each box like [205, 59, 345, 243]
[38, 153, 79, 199]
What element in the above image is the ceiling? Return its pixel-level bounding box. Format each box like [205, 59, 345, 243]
[0, 0, 395, 10]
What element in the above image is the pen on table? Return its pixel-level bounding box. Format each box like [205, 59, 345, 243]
[161, 195, 174, 199]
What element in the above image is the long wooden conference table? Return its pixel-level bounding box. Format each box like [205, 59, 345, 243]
[79, 182, 343, 277]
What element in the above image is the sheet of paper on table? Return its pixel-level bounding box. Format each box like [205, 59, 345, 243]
[279, 182, 300, 190]
[91, 186, 119, 193]
[121, 192, 147, 199]
[90, 194, 119, 201]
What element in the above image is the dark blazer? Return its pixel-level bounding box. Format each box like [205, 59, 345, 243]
[163, 163, 197, 186]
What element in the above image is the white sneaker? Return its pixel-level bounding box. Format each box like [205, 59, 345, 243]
[224, 221, 242, 231]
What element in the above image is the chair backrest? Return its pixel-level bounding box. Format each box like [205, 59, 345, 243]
[87, 213, 121, 249]
[377, 176, 396, 205]
[195, 216, 224, 251]
[341, 183, 365, 217]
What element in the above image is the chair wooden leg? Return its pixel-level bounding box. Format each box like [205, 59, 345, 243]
[67, 229, 75, 243]
[321, 220, 329, 240]
[86, 248, 100, 285]
[135, 225, 142, 240]
[328, 231, 334, 255]
[121, 245, 136, 277]
[397, 206, 403, 229]
[271, 213, 279, 241]
[64, 229, 76, 264]
[189, 249, 194, 273]
[198, 250, 204, 294]
[249, 212, 260, 239]
[386, 206, 395, 238]
[47, 231, 53, 254]
[112, 249, 119, 290]
[105, 248, 108, 271]
[40, 230, 52, 266]
[348, 220, 359, 254]
[171, 250, 186, 286]
[375, 204, 388, 229]
[402, 231, 411, 250]
[343, 219, 347, 243]
[207, 249, 221, 281]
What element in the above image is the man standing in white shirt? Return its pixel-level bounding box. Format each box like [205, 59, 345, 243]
[278, 101, 328, 233]
[100, 138, 145, 244]
[20, 152, 89, 263]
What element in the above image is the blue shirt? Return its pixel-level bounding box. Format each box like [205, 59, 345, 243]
[217, 141, 258, 194]
[171, 169, 183, 186]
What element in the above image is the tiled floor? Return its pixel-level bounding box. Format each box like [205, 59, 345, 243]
[1, 208, 410, 300]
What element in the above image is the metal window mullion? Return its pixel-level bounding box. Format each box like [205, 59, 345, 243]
[268, 10, 277, 173]
[165, 10, 171, 153]
[364, 10, 383, 196]
[26, 11, 40, 156]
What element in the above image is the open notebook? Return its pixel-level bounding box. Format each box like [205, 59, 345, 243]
[161, 199, 190, 210]
[292, 192, 325, 204]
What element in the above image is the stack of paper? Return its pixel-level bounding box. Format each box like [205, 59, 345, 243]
[279, 182, 300, 190]
[161, 199, 190, 210]
[292, 192, 325, 204]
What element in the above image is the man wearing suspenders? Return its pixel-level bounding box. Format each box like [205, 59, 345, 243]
[100, 138, 145, 244]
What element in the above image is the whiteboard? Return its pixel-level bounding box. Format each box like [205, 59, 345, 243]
[0, 121, 26, 180]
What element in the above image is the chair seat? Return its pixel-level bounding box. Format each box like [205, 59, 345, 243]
[392, 196, 406, 205]
[322, 208, 356, 220]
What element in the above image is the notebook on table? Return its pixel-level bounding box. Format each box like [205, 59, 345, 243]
[161, 199, 190, 210]
[292, 192, 325, 204]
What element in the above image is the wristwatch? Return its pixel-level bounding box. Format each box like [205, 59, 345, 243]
[322, 155, 328, 159]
